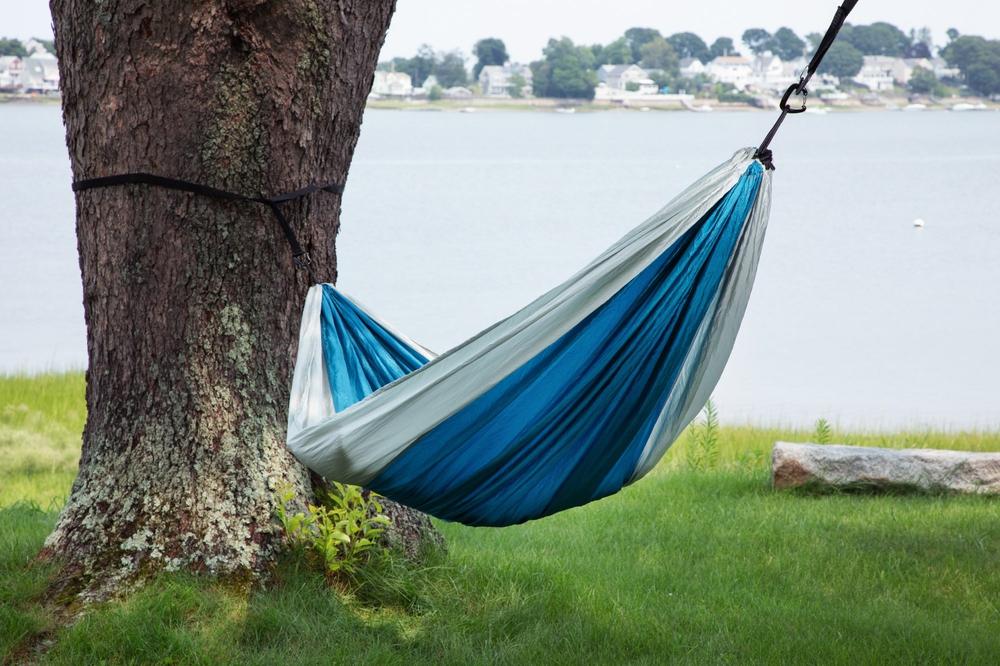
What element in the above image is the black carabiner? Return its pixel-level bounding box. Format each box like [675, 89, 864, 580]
[780, 82, 808, 114]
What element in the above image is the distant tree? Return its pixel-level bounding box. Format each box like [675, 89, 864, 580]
[742, 28, 772, 55]
[640, 37, 679, 74]
[907, 42, 932, 59]
[392, 44, 437, 87]
[940, 36, 991, 72]
[907, 27, 934, 59]
[942, 36, 1000, 96]
[588, 43, 605, 65]
[647, 68, 673, 91]
[435, 51, 469, 87]
[966, 62, 1000, 96]
[427, 85, 443, 101]
[709, 37, 736, 59]
[0, 38, 27, 57]
[771, 27, 806, 61]
[818, 41, 864, 78]
[473, 37, 508, 79]
[907, 67, 940, 94]
[624, 27, 663, 63]
[531, 37, 598, 99]
[841, 22, 910, 57]
[667, 32, 711, 63]
[946, 28, 960, 43]
[508, 72, 527, 98]
[596, 37, 634, 66]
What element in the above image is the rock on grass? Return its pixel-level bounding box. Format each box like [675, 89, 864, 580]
[772, 442, 1000, 494]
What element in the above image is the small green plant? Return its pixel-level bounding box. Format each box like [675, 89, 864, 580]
[686, 399, 720, 471]
[814, 418, 832, 445]
[275, 482, 391, 579]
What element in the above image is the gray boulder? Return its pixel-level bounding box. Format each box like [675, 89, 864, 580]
[772, 442, 1000, 494]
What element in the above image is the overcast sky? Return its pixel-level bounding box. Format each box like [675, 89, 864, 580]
[4, 0, 998, 62]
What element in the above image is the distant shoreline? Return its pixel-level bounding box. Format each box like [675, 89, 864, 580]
[0, 93, 61, 105]
[4, 93, 996, 114]
[366, 97, 999, 113]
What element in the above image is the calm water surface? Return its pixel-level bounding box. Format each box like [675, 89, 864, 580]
[2, 104, 998, 429]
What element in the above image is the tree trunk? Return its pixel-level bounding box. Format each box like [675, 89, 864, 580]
[44, 0, 438, 599]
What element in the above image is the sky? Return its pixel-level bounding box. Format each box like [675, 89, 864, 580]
[3, 0, 999, 62]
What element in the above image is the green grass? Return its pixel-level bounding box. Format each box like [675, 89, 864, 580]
[2, 373, 999, 664]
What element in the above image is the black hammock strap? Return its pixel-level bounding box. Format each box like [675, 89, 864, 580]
[72, 172, 343, 281]
[754, 0, 859, 169]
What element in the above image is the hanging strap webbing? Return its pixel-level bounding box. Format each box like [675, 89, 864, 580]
[754, 0, 859, 169]
[72, 172, 343, 281]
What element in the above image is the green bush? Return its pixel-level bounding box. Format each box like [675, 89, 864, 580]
[275, 482, 390, 580]
[717, 89, 756, 104]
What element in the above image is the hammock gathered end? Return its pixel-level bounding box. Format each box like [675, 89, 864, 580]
[287, 149, 772, 526]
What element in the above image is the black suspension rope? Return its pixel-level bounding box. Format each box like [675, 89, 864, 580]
[754, 0, 859, 170]
[72, 172, 343, 282]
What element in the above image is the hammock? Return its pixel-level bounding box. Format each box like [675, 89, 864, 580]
[287, 150, 770, 525]
[71, 2, 857, 528]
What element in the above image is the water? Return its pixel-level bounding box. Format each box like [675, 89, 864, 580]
[2, 103, 998, 429]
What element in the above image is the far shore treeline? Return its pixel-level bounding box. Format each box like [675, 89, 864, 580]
[375, 23, 1000, 100]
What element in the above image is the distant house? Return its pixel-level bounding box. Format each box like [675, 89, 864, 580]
[411, 74, 440, 98]
[20, 54, 59, 93]
[371, 70, 413, 97]
[0, 56, 23, 92]
[930, 57, 960, 80]
[706, 56, 753, 88]
[678, 57, 706, 79]
[598, 64, 655, 92]
[749, 54, 810, 93]
[478, 64, 533, 98]
[22, 39, 52, 56]
[442, 86, 473, 99]
[853, 56, 897, 91]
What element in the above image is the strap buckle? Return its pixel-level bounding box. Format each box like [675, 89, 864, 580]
[779, 82, 808, 114]
[293, 251, 312, 270]
[293, 252, 318, 284]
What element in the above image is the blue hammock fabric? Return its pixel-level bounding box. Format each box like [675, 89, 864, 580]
[288, 149, 772, 526]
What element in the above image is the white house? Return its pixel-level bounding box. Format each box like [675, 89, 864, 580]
[23, 39, 52, 56]
[371, 70, 413, 97]
[0, 56, 23, 92]
[931, 57, 960, 80]
[597, 64, 657, 94]
[751, 54, 784, 86]
[752, 55, 814, 93]
[706, 56, 753, 89]
[442, 86, 473, 99]
[854, 56, 897, 91]
[478, 64, 533, 98]
[20, 54, 59, 93]
[855, 56, 951, 89]
[678, 57, 706, 79]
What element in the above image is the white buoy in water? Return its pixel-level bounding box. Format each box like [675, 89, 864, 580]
[913, 218, 926, 228]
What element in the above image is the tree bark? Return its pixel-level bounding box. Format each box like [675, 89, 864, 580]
[44, 0, 438, 599]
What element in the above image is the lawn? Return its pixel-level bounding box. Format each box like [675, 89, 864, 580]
[2, 373, 998, 664]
